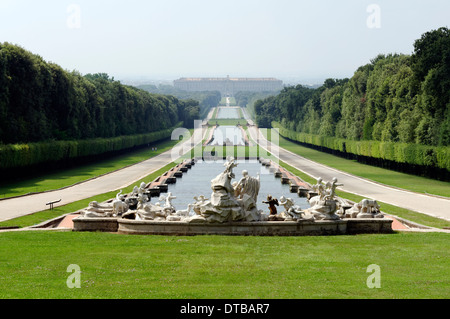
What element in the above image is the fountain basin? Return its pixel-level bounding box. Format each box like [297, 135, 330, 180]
[109, 218, 393, 236]
[72, 156, 394, 237]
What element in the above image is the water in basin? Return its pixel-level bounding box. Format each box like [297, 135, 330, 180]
[217, 107, 239, 119]
[159, 160, 309, 214]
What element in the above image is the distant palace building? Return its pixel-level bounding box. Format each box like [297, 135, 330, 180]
[173, 76, 283, 96]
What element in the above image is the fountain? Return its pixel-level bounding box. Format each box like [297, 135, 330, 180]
[73, 157, 393, 236]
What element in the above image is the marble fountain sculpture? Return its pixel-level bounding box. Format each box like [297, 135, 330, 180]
[74, 157, 393, 235]
[119, 157, 266, 224]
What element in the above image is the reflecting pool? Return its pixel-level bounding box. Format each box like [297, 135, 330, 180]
[217, 107, 240, 119]
[159, 160, 309, 213]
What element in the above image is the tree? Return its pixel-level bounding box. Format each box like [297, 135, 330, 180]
[0, 43, 193, 144]
[412, 27, 450, 145]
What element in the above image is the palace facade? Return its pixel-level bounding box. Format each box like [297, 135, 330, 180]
[173, 76, 283, 96]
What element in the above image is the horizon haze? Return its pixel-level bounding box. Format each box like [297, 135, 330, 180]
[1, 0, 449, 85]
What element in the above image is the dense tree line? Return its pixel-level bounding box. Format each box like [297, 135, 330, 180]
[0, 43, 199, 145]
[235, 91, 281, 118]
[137, 84, 221, 119]
[255, 28, 450, 147]
[252, 28, 450, 177]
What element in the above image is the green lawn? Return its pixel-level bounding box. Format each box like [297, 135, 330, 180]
[0, 139, 180, 199]
[211, 107, 218, 119]
[0, 231, 448, 299]
[0, 162, 178, 229]
[264, 130, 450, 198]
[0, 136, 448, 300]
[2, 138, 448, 230]
[277, 161, 450, 229]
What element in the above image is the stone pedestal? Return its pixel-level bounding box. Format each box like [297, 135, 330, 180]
[345, 218, 393, 234]
[289, 184, 299, 193]
[117, 220, 350, 236]
[298, 188, 310, 197]
[174, 171, 183, 177]
[73, 216, 394, 236]
[73, 217, 118, 232]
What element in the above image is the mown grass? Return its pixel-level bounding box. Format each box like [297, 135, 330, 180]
[0, 231, 448, 299]
[263, 130, 450, 198]
[0, 162, 178, 229]
[0, 139, 179, 199]
[277, 161, 450, 229]
[211, 107, 218, 119]
[0, 135, 448, 300]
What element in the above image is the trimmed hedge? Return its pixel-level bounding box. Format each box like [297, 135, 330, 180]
[273, 122, 450, 172]
[0, 124, 180, 170]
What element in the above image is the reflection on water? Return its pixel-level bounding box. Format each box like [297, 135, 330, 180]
[156, 160, 309, 214]
[209, 126, 244, 146]
[217, 107, 239, 119]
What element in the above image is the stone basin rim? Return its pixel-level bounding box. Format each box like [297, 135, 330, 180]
[72, 216, 394, 235]
[73, 216, 393, 225]
[117, 219, 357, 226]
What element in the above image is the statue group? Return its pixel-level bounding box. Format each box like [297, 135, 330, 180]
[82, 157, 265, 223]
[81, 157, 383, 223]
[306, 177, 383, 220]
[306, 177, 344, 220]
[191, 156, 263, 223]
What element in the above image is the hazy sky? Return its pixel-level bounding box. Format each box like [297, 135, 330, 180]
[1, 0, 449, 84]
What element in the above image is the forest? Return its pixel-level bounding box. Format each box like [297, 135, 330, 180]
[0, 44, 202, 144]
[0, 43, 202, 170]
[235, 90, 281, 118]
[253, 28, 450, 176]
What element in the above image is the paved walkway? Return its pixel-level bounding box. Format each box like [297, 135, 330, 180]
[248, 126, 450, 221]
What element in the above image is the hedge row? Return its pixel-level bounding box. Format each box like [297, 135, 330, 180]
[273, 122, 450, 172]
[0, 125, 180, 170]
